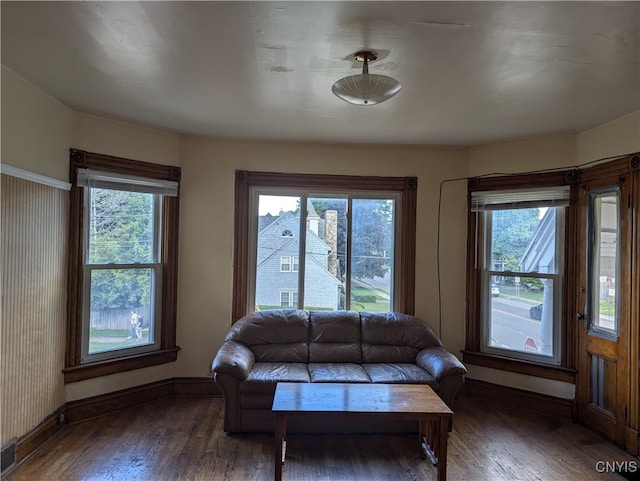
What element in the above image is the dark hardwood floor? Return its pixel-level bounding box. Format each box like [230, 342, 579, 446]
[5, 394, 636, 481]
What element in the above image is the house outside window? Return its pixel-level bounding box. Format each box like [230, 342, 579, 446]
[232, 171, 417, 322]
[65, 149, 180, 382]
[468, 184, 569, 367]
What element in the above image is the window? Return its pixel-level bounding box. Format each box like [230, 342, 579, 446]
[83, 187, 161, 361]
[588, 189, 620, 337]
[479, 202, 566, 364]
[233, 171, 417, 321]
[281, 256, 292, 272]
[280, 256, 298, 273]
[280, 291, 290, 306]
[254, 193, 398, 312]
[65, 149, 181, 382]
[279, 291, 298, 307]
[464, 174, 576, 379]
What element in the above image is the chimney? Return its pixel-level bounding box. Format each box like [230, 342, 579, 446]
[325, 210, 338, 277]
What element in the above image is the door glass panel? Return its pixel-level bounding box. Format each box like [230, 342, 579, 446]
[590, 192, 619, 335]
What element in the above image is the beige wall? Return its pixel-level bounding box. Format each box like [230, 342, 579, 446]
[577, 110, 640, 163]
[1, 66, 73, 180]
[176, 136, 469, 377]
[468, 109, 640, 176]
[72, 112, 182, 167]
[468, 134, 578, 176]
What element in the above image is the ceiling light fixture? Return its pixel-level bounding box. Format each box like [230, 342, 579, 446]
[332, 51, 401, 106]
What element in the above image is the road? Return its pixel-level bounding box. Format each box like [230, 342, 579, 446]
[489, 297, 549, 355]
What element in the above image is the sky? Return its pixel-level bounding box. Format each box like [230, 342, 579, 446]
[258, 195, 299, 216]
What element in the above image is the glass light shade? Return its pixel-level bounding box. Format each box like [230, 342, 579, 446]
[332, 73, 401, 106]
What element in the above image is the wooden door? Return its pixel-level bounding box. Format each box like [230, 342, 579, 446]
[576, 168, 633, 451]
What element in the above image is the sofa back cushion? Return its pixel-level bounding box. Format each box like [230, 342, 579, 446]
[225, 310, 309, 362]
[309, 311, 362, 363]
[361, 312, 443, 363]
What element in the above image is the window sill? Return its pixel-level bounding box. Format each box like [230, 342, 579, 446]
[63, 347, 180, 383]
[461, 350, 576, 383]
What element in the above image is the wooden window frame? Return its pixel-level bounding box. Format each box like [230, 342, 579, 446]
[64, 149, 181, 383]
[463, 170, 579, 383]
[232, 170, 417, 322]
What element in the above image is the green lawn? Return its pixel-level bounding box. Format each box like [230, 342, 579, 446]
[350, 286, 390, 312]
[598, 299, 616, 317]
[89, 328, 147, 353]
[91, 329, 129, 338]
[257, 285, 390, 312]
[498, 285, 544, 303]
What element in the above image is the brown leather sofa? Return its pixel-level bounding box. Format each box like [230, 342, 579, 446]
[211, 309, 467, 433]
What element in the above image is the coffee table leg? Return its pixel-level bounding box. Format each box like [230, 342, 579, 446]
[420, 419, 439, 466]
[275, 415, 286, 481]
[437, 416, 448, 481]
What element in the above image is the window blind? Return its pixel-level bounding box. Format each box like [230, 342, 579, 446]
[471, 186, 570, 211]
[76, 168, 178, 197]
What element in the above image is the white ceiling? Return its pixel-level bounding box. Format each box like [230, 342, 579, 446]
[1, 1, 638, 146]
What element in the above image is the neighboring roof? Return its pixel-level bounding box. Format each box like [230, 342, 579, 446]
[520, 209, 556, 273]
[257, 211, 334, 267]
[306, 200, 319, 219]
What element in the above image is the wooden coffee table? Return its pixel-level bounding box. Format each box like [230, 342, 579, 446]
[272, 382, 453, 481]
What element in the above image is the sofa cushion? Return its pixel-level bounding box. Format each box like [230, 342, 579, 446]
[361, 344, 421, 364]
[239, 362, 310, 394]
[309, 310, 361, 363]
[363, 363, 438, 387]
[226, 310, 310, 362]
[361, 312, 442, 363]
[308, 363, 371, 383]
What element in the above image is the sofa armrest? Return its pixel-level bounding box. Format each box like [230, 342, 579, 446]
[416, 346, 467, 382]
[211, 341, 255, 380]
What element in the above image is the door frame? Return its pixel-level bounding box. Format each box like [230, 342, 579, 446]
[575, 155, 639, 454]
